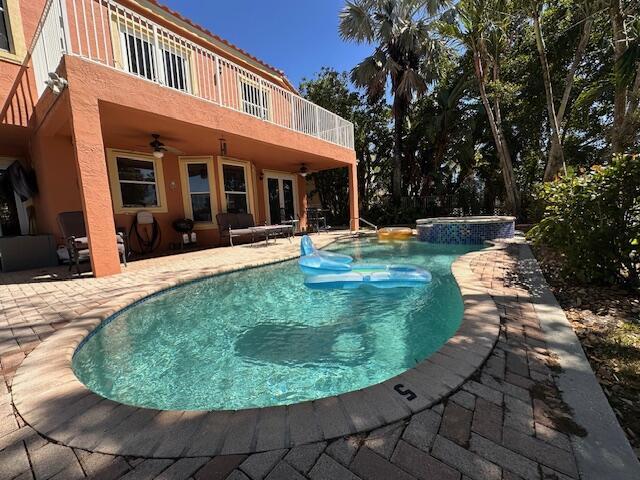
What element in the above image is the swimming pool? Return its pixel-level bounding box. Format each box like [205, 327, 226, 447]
[72, 238, 481, 411]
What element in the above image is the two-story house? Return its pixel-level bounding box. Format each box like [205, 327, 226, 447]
[0, 0, 358, 276]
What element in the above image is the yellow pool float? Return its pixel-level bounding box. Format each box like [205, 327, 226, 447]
[377, 227, 414, 240]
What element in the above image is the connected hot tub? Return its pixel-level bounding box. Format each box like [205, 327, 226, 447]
[417, 216, 515, 244]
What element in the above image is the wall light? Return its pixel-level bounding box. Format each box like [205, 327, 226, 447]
[219, 138, 227, 156]
[44, 72, 68, 95]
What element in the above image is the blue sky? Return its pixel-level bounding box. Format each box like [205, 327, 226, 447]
[161, 0, 372, 88]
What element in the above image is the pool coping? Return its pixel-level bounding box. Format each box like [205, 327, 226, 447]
[11, 239, 502, 458]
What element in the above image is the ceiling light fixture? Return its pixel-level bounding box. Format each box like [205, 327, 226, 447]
[299, 164, 309, 177]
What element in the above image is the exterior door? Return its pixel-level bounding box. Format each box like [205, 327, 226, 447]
[263, 171, 298, 225]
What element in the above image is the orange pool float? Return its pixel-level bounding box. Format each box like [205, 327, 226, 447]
[377, 227, 413, 240]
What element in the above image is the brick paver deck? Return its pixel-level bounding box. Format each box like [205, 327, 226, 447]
[0, 236, 615, 479]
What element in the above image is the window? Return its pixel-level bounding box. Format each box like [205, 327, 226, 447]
[118, 26, 192, 93]
[222, 164, 248, 213]
[239, 77, 270, 120]
[0, 0, 11, 51]
[106, 150, 167, 214]
[162, 48, 189, 91]
[217, 159, 254, 215]
[179, 157, 217, 227]
[120, 30, 156, 81]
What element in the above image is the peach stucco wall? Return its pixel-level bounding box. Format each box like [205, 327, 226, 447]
[9, 56, 355, 277]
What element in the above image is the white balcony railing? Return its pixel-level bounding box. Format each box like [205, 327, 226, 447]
[30, 0, 355, 150]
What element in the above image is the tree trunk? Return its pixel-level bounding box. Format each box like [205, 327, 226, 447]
[472, 50, 521, 216]
[620, 62, 640, 149]
[610, 0, 628, 154]
[391, 95, 404, 204]
[532, 10, 566, 181]
[557, 17, 593, 125]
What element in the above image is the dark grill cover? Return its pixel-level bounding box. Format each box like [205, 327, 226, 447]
[8, 161, 38, 201]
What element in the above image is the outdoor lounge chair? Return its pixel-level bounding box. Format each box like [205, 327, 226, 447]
[57, 211, 127, 275]
[216, 213, 293, 246]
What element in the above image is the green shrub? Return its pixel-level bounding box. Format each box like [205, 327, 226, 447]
[528, 154, 640, 287]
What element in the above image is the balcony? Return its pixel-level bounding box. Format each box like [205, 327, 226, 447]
[30, 0, 355, 150]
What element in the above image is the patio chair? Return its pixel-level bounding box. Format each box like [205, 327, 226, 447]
[57, 211, 127, 275]
[306, 208, 328, 233]
[216, 213, 293, 246]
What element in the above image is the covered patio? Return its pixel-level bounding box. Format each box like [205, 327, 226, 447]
[26, 55, 359, 277]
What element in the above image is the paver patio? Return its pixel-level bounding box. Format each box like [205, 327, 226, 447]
[1, 234, 638, 479]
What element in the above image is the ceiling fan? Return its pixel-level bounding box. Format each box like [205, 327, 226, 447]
[298, 163, 316, 177]
[148, 133, 184, 158]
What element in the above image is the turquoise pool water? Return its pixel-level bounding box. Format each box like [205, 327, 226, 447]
[73, 238, 480, 411]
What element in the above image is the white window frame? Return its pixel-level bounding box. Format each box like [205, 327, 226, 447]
[262, 170, 299, 225]
[179, 156, 218, 229]
[159, 43, 191, 93]
[106, 149, 167, 214]
[217, 157, 255, 215]
[118, 26, 157, 81]
[238, 75, 271, 121]
[116, 20, 193, 94]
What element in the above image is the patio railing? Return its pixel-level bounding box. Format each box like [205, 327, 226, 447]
[30, 0, 355, 150]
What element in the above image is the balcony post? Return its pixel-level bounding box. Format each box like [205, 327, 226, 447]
[348, 162, 359, 232]
[214, 55, 222, 104]
[152, 24, 162, 83]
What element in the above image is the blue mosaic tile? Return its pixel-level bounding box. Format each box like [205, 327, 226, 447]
[417, 221, 514, 244]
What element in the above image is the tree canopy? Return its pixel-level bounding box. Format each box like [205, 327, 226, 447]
[301, 0, 639, 223]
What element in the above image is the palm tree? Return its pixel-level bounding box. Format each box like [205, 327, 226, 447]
[440, 0, 521, 215]
[339, 0, 444, 203]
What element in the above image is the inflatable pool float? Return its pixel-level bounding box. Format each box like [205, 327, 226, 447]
[304, 265, 431, 290]
[298, 236, 431, 289]
[301, 235, 353, 263]
[377, 227, 413, 240]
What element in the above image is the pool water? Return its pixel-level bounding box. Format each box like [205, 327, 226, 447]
[73, 238, 480, 410]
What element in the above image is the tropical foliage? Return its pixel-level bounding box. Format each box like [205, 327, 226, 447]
[528, 154, 640, 287]
[301, 0, 639, 225]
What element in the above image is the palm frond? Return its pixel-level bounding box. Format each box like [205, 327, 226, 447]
[397, 68, 427, 99]
[351, 51, 388, 98]
[339, 0, 375, 43]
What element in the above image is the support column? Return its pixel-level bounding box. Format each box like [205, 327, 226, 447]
[348, 162, 359, 232]
[68, 92, 120, 277]
[299, 174, 308, 231]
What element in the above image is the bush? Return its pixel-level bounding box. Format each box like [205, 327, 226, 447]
[528, 154, 640, 287]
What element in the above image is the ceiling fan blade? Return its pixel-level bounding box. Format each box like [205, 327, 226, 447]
[164, 145, 185, 155]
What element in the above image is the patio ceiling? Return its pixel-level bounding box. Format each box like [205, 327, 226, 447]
[98, 102, 352, 174]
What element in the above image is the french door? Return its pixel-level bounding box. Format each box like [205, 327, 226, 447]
[263, 171, 298, 225]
